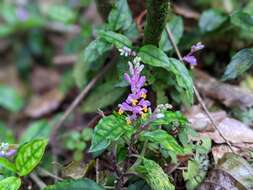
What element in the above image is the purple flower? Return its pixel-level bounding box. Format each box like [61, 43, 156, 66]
[118, 57, 150, 123]
[16, 7, 29, 21]
[0, 143, 16, 157]
[182, 42, 204, 67]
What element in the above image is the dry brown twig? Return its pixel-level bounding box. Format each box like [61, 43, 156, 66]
[165, 26, 235, 153]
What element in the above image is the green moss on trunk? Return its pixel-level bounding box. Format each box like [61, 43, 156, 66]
[144, 0, 170, 46]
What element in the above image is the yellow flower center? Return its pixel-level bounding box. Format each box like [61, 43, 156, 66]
[143, 107, 148, 113]
[127, 119, 132, 125]
[141, 93, 147, 99]
[131, 99, 138, 105]
[118, 108, 124, 115]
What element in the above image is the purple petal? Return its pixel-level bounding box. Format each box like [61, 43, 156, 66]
[139, 99, 151, 107]
[191, 42, 205, 53]
[124, 73, 131, 84]
[119, 102, 133, 112]
[132, 106, 142, 114]
[126, 93, 139, 104]
[16, 7, 29, 21]
[5, 149, 16, 157]
[183, 55, 197, 66]
[136, 76, 146, 89]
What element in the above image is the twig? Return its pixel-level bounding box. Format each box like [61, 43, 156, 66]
[96, 158, 99, 183]
[165, 25, 235, 153]
[30, 173, 46, 190]
[38, 167, 63, 181]
[50, 60, 115, 144]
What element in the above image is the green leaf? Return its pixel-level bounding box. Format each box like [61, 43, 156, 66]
[81, 128, 93, 141]
[0, 25, 14, 37]
[43, 179, 104, 190]
[0, 121, 15, 143]
[0, 177, 21, 190]
[199, 9, 227, 32]
[134, 158, 175, 190]
[138, 45, 193, 105]
[159, 16, 184, 52]
[222, 48, 253, 80]
[81, 81, 126, 113]
[47, 5, 76, 24]
[73, 39, 112, 88]
[0, 157, 16, 172]
[90, 115, 133, 152]
[183, 160, 205, 190]
[20, 120, 52, 143]
[108, 0, 133, 31]
[15, 139, 48, 176]
[231, 11, 253, 31]
[98, 30, 132, 49]
[0, 85, 24, 112]
[142, 129, 183, 154]
[151, 111, 187, 127]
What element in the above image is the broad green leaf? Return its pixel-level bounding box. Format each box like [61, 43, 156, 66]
[142, 129, 183, 154]
[138, 45, 193, 105]
[108, 0, 133, 31]
[127, 179, 150, 190]
[183, 160, 205, 190]
[134, 158, 175, 190]
[0, 177, 21, 190]
[159, 16, 184, 52]
[0, 157, 16, 172]
[98, 30, 132, 49]
[20, 120, 52, 143]
[0, 121, 15, 143]
[231, 11, 253, 31]
[43, 179, 104, 190]
[0, 25, 14, 37]
[222, 48, 253, 80]
[73, 39, 112, 88]
[199, 9, 228, 32]
[0, 85, 24, 112]
[90, 115, 133, 152]
[47, 5, 76, 24]
[151, 111, 188, 127]
[81, 81, 126, 113]
[15, 139, 48, 176]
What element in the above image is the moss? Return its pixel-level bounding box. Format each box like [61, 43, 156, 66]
[144, 0, 170, 46]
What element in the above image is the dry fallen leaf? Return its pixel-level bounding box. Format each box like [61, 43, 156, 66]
[186, 105, 227, 131]
[199, 118, 253, 144]
[31, 66, 60, 93]
[212, 145, 252, 164]
[25, 89, 63, 118]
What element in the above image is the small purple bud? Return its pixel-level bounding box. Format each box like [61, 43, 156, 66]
[191, 42, 205, 53]
[183, 42, 204, 67]
[16, 7, 29, 21]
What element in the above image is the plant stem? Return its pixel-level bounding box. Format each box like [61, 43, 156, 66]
[165, 25, 235, 153]
[144, 0, 170, 46]
[95, 0, 114, 20]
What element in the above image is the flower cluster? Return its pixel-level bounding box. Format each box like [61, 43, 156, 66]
[118, 47, 136, 57]
[118, 56, 151, 124]
[0, 142, 16, 157]
[182, 42, 205, 68]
